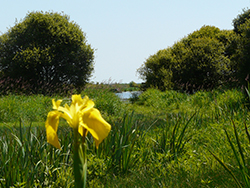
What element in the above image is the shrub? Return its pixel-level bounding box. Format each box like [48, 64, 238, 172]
[0, 11, 94, 95]
[138, 26, 234, 92]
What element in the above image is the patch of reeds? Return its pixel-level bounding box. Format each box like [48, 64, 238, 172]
[1, 88, 250, 187]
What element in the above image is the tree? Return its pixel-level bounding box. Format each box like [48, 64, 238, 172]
[137, 48, 174, 91]
[138, 26, 233, 92]
[233, 8, 250, 35]
[0, 11, 94, 94]
[231, 9, 250, 86]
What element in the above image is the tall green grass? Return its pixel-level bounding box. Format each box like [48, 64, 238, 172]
[0, 120, 74, 187]
[0, 95, 51, 123]
[1, 88, 250, 187]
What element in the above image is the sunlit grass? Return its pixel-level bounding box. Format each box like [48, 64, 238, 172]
[1, 88, 250, 187]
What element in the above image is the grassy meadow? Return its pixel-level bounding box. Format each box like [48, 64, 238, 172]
[1, 86, 250, 187]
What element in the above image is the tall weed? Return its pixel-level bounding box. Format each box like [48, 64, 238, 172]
[91, 112, 149, 175]
[0, 95, 51, 123]
[82, 87, 126, 121]
[153, 113, 196, 161]
[1, 88, 249, 187]
[0, 121, 74, 187]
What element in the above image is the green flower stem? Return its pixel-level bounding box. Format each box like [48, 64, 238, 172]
[73, 129, 87, 188]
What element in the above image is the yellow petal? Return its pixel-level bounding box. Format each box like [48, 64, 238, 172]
[82, 99, 95, 113]
[52, 99, 62, 110]
[80, 108, 111, 148]
[78, 126, 88, 137]
[72, 94, 84, 105]
[45, 111, 61, 149]
[73, 95, 95, 112]
[58, 104, 73, 124]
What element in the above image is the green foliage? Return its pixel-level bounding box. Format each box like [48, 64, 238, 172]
[233, 8, 250, 35]
[153, 113, 195, 162]
[233, 19, 250, 85]
[0, 121, 74, 187]
[1, 88, 250, 187]
[0, 95, 51, 122]
[100, 112, 147, 175]
[229, 8, 250, 88]
[135, 88, 187, 112]
[210, 120, 250, 188]
[129, 81, 138, 88]
[138, 26, 235, 92]
[138, 48, 174, 91]
[209, 87, 250, 187]
[0, 11, 94, 94]
[82, 87, 126, 121]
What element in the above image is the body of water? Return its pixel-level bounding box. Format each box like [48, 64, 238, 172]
[115, 91, 142, 100]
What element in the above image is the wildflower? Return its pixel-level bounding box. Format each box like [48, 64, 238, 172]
[45, 94, 111, 187]
[45, 94, 111, 149]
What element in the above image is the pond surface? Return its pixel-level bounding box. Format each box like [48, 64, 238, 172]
[115, 91, 142, 100]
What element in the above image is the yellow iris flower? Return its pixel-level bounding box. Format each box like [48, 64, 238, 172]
[45, 94, 111, 149]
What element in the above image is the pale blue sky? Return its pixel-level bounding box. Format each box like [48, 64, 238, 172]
[0, 1, 249, 83]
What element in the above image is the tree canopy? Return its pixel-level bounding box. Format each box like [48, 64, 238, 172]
[138, 26, 234, 92]
[0, 11, 94, 94]
[231, 9, 250, 86]
[233, 8, 250, 35]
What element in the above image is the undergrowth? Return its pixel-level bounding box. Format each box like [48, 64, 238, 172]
[0, 88, 249, 187]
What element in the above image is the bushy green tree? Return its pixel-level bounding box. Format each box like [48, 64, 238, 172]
[138, 26, 233, 92]
[231, 9, 250, 86]
[138, 48, 174, 91]
[233, 8, 250, 35]
[0, 11, 94, 94]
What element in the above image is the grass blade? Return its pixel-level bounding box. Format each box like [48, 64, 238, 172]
[176, 112, 196, 153]
[244, 122, 250, 145]
[224, 127, 250, 187]
[209, 150, 242, 188]
[224, 129, 242, 170]
[232, 120, 245, 166]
